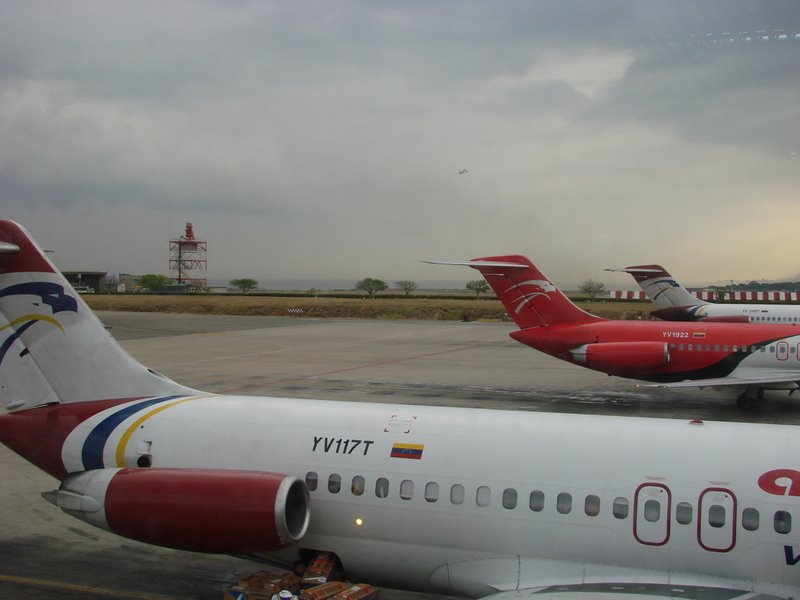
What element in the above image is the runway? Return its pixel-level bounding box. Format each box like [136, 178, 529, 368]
[3, 312, 800, 599]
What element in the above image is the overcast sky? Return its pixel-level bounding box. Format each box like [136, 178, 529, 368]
[2, 1, 799, 289]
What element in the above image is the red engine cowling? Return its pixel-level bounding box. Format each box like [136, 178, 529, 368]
[571, 341, 670, 372]
[43, 468, 310, 553]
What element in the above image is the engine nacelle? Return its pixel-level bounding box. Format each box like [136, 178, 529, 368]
[43, 468, 310, 553]
[571, 341, 670, 372]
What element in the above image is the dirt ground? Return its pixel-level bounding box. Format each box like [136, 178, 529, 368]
[84, 294, 654, 321]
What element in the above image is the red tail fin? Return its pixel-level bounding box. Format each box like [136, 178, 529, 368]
[468, 255, 602, 328]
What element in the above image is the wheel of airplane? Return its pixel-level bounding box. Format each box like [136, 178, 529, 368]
[736, 394, 752, 411]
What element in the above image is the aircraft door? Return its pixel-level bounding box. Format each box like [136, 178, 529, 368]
[777, 341, 789, 361]
[633, 483, 671, 546]
[697, 487, 736, 552]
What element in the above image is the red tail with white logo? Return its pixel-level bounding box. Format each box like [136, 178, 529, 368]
[467, 255, 602, 328]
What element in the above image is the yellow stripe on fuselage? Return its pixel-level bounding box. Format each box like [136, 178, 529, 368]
[114, 396, 206, 467]
[0, 314, 64, 333]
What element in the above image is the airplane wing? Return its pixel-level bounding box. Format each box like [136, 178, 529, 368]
[480, 582, 787, 598]
[639, 371, 800, 390]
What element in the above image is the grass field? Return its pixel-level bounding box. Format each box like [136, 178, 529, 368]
[84, 294, 655, 321]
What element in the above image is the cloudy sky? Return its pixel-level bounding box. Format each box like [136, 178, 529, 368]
[2, 1, 799, 289]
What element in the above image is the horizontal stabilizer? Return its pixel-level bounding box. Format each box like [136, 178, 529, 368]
[605, 267, 664, 274]
[421, 259, 527, 269]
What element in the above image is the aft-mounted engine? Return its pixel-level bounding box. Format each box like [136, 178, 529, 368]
[570, 341, 670, 374]
[43, 468, 310, 553]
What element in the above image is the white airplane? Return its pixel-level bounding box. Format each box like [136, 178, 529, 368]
[607, 265, 800, 324]
[2, 219, 800, 599]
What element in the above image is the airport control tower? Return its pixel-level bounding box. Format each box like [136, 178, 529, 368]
[169, 222, 207, 291]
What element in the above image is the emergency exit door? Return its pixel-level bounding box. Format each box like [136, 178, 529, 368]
[697, 487, 737, 552]
[633, 483, 671, 546]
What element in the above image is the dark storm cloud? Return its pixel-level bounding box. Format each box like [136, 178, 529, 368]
[1, 1, 799, 285]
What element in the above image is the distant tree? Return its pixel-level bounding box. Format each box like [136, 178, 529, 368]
[230, 278, 258, 293]
[466, 279, 490, 298]
[355, 278, 388, 298]
[138, 274, 171, 292]
[578, 279, 606, 301]
[395, 280, 418, 296]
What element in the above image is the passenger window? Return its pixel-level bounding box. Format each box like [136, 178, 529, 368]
[714, 345, 720, 351]
[557, 492, 572, 514]
[400, 479, 414, 500]
[774, 510, 792, 534]
[644, 499, 660, 522]
[476, 486, 491, 507]
[450, 484, 465, 505]
[502, 488, 517, 510]
[425, 482, 439, 503]
[328, 473, 341, 494]
[305, 471, 318, 492]
[708, 504, 726, 528]
[584, 494, 600, 517]
[678, 344, 684, 351]
[742, 508, 759, 531]
[612, 497, 629, 519]
[375, 477, 389, 498]
[529, 490, 545, 512]
[351, 475, 365, 496]
[688, 344, 693, 351]
[676, 502, 693, 525]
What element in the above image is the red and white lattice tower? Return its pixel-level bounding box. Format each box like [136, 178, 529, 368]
[169, 222, 207, 290]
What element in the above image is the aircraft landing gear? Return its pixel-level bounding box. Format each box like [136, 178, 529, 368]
[737, 387, 763, 411]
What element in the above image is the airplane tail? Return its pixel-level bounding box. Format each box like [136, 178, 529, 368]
[606, 265, 705, 310]
[426, 255, 602, 328]
[0, 220, 197, 412]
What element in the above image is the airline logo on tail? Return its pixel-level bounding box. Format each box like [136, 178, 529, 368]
[0, 281, 78, 365]
[504, 279, 557, 315]
[649, 279, 680, 301]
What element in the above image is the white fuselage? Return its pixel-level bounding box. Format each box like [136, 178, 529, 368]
[59, 394, 800, 598]
[692, 303, 800, 324]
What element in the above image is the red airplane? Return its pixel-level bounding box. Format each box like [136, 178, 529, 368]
[428, 256, 800, 410]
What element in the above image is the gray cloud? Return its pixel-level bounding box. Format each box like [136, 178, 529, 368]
[2, 1, 800, 289]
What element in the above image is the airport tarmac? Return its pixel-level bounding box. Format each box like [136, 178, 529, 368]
[3, 311, 800, 599]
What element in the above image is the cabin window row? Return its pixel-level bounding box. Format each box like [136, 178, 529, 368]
[304, 472, 791, 534]
[751, 316, 800, 322]
[666, 343, 770, 353]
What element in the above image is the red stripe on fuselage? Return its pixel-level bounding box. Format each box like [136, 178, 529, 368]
[511, 321, 800, 381]
[0, 398, 145, 479]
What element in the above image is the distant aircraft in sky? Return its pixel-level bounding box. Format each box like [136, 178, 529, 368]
[457, 168, 468, 174]
[5, 219, 800, 599]
[428, 255, 800, 410]
[607, 264, 800, 324]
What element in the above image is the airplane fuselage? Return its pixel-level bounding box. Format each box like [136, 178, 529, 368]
[2, 395, 800, 597]
[664, 303, 800, 324]
[511, 320, 800, 383]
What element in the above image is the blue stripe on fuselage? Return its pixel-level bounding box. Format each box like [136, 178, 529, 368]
[81, 395, 184, 470]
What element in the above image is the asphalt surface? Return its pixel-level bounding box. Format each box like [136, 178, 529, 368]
[3, 311, 800, 599]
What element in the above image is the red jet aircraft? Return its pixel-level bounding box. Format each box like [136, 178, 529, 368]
[428, 256, 800, 410]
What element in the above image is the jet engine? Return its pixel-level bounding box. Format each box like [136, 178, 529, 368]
[570, 341, 670, 372]
[43, 467, 310, 553]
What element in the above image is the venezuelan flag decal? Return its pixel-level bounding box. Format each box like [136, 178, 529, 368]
[693, 332, 707, 339]
[391, 443, 424, 459]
